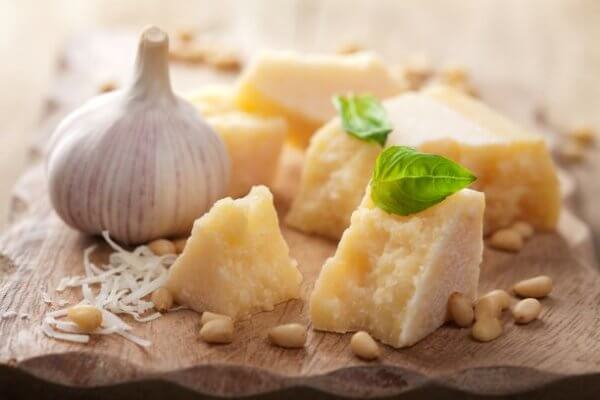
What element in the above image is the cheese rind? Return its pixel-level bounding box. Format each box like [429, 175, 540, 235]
[235, 51, 404, 147]
[166, 186, 302, 319]
[288, 88, 560, 238]
[285, 118, 380, 239]
[187, 86, 287, 198]
[309, 189, 484, 348]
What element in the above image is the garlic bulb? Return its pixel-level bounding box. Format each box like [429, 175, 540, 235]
[47, 26, 230, 245]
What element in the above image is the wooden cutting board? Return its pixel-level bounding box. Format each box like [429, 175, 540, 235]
[1, 31, 600, 400]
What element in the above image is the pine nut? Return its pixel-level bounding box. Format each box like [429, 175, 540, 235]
[560, 141, 584, 162]
[176, 28, 195, 43]
[98, 80, 118, 93]
[480, 289, 511, 311]
[148, 239, 176, 256]
[350, 331, 380, 361]
[489, 229, 523, 252]
[511, 221, 534, 240]
[201, 311, 232, 325]
[513, 275, 553, 298]
[471, 317, 503, 342]
[447, 292, 474, 327]
[67, 305, 103, 332]
[336, 41, 365, 55]
[151, 287, 173, 312]
[568, 126, 595, 145]
[512, 298, 542, 324]
[474, 295, 503, 320]
[268, 323, 307, 349]
[440, 65, 469, 86]
[173, 238, 188, 254]
[199, 318, 234, 344]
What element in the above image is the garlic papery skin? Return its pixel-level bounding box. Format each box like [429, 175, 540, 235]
[47, 26, 230, 245]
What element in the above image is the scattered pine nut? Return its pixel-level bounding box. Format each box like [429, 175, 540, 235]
[512, 298, 542, 324]
[511, 221, 534, 240]
[201, 311, 232, 325]
[471, 317, 503, 342]
[148, 239, 176, 256]
[169, 46, 207, 63]
[447, 292, 474, 327]
[568, 126, 595, 145]
[400, 65, 433, 91]
[350, 331, 380, 361]
[440, 65, 468, 86]
[176, 28, 195, 43]
[474, 296, 503, 320]
[336, 41, 364, 55]
[559, 140, 585, 162]
[173, 238, 188, 254]
[151, 287, 173, 312]
[513, 276, 553, 298]
[268, 323, 307, 349]
[98, 80, 118, 93]
[205, 50, 242, 72]
[67, 305, 103, 332]
[489, 228, 523, 252]
[199, 318, 234, 344]
[480, 289, 511, 311]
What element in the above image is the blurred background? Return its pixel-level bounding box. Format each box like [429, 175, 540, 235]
[0, 0, 599, 232]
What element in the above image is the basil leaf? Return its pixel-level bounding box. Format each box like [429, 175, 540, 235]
[333, 94, 392, 146]
[370, 146, 476, 216]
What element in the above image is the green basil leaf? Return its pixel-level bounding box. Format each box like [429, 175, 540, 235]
[370, 146, 476, 216]
[333, 94, 392, 146]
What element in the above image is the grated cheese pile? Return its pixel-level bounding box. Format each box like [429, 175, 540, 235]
[41, 231, 178, 347]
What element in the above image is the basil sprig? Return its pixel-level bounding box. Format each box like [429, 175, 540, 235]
[333, 94, 392, 146]
[370, 146, 476, 216]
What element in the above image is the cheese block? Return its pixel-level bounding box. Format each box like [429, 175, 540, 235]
[386, 87, 560, 233]
[235, 51, 404, 147]
[285, 118, 380, 240]
[309, 189, 484, 348]
[166, 186, 302, 319]
[207, 113, 286, 198]
[287, 87, 560, 238]
[185, 84, 237, 117]
[187, 86, 287, 198]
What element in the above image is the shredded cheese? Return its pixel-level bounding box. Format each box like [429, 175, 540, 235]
[41, 231, 178, 347]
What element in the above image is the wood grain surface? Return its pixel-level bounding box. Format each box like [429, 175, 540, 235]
[1, 30, 600, 399]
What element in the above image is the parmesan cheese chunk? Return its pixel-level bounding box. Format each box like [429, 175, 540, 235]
[310, 189, 484, 348]
[285, 118, 380, 240]
[387, 87, 560, 233]
[287, 87, 560, 238]
[166, 186, 302, 319]
[187, 86, 287, 198]
[235, 51, 404, 147]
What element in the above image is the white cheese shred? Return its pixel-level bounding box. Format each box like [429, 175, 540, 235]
[41, 231, 176, 347]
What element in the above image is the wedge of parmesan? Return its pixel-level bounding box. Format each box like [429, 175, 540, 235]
[287, 88, 560, 238]
[235, 51, 405, 147]
[310, 189, 484, 348]
[187, 86, 287, 198]
[166, 186, 302, 319]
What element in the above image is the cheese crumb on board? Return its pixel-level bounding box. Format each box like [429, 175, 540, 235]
[288, 87, 560, 240]
[235, 51, 405, 147]
[187, 86, 287, 198]
[310, 189, 484, 348]
[166, 186, 302, 319]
